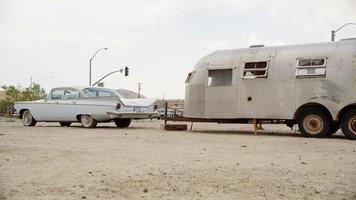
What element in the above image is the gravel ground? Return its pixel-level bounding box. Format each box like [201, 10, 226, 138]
[0, 118, 355, 200]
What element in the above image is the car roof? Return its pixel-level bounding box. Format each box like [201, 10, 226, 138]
[50, 86, 114, 91]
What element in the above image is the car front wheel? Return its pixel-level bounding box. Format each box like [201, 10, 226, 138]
[80, 115, 97, 128]
[114, 119, 131, 128]
[22, 110, 36, 126]
[340, 109, 356, 140]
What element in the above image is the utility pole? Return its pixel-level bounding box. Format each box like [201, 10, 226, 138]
[137, 83, 142, 98]
[162, 93, 165, 109]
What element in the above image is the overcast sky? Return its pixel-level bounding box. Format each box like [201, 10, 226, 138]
[0, 0, 355, 99]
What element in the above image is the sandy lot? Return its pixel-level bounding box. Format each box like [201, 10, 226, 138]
[0, 118, 355, 200]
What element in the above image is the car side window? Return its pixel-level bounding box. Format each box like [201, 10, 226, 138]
[98, 91, 113, 97]
[81, 88, 115, 98]
[63, 89, 80, 99]
[51, 89, 65, 100]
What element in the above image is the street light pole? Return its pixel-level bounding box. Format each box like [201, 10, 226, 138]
[331, 23, 356, 41]
[89, 48, 108, 85]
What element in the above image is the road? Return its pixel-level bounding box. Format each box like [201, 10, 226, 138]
[0, 118, 355, 200]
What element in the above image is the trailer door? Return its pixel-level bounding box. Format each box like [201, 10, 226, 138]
[205, 66, 237, 118]
[236, 49, 296, 119]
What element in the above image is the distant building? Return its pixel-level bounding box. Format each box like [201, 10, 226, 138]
[155, 99, 184, 109]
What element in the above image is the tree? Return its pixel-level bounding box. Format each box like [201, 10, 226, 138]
[0, 83, 47, 113]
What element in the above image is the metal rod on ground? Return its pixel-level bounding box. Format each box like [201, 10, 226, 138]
[164, 101, 168, 125]
[253, 118, 257, 135]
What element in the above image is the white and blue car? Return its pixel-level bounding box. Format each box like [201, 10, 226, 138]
[14, 86, 159, 128]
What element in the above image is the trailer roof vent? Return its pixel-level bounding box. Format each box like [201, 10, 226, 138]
[249, 44, 265, 48]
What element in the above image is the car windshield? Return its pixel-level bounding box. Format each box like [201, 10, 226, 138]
[81, 88, 123, 98]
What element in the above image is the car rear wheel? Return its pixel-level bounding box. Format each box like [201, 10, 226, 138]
[298, 108, 330, 138]
[114, 119, 131, 128]
[59, 122, 72, 127]
[340, 109, 356, 140]
[22, 110, 36, 126]
[80, 115, 97, 128]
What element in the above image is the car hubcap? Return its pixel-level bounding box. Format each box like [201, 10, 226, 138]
[81, 115, 92, 126]
[303, 114, 324, 135]
[348, 116, 356, 134]
[23, 111, 32, 125]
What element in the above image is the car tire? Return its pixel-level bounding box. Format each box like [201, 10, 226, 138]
[22, 110, 36, 126]
[114, 119, 131, 128]
[59, 122, 72, 127]
[298, 108, 330, 138]
[340, 109, 356, 140]
[80, 115, 97, 128]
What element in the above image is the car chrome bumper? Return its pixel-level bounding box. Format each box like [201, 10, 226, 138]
[107, 111, 160, 119]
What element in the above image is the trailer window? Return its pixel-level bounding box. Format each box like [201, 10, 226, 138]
[242, 61, 268, 79]
[297, 58, 325, 67]
[208, 69, 232, 87]
[185, 72, 195, 84]
[296, 58, 327, 78]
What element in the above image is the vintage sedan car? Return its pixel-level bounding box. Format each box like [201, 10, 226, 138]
[14, 86, 159, 128]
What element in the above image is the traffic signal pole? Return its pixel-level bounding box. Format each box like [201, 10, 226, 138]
[91, 67, 129, 86]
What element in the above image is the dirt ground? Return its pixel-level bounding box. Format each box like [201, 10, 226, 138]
[0, 118, 355, 200]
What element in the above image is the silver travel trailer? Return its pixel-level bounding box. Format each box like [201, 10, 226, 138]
[184, 40, 356, 139]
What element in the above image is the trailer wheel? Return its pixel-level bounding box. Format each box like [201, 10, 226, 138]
[80, 115, 97, 128]
[340, 109, 356, 140]
[59, 122, 72, 127]
[114, 119, 131, 128]
[22, 110, 36, 127]
[298, 109, 330, 138]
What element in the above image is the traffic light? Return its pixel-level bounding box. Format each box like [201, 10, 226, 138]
[124, 66, 129, 76]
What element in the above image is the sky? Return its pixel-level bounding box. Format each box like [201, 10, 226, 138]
[0, 0, 355, 99]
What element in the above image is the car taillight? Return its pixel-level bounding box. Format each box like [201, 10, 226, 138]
[116, 103, 121, 110]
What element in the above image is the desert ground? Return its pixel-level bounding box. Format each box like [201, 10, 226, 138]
[0, 118, 355, 200]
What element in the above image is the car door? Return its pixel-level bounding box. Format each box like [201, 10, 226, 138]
[43, 88, 79, 121]
[29, 88, 64, 121]
[57, 88, 81, 121]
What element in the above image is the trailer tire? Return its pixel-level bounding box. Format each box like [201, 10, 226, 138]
[298, 109, 330, 138]
[114, 119, 131, 128]
[340, 109, 356, 140]
[80, 115, 97, 128]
